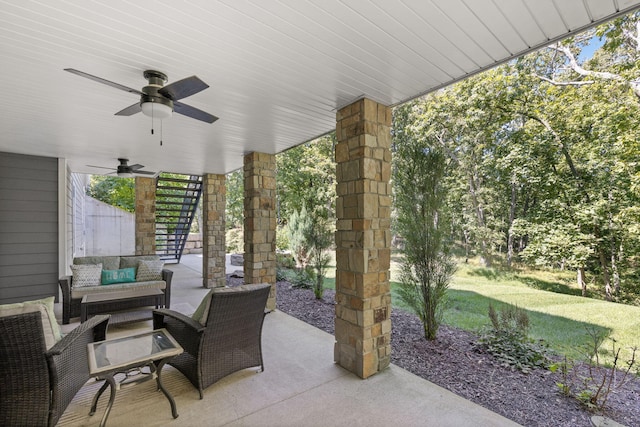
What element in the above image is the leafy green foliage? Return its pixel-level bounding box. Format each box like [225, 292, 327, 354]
[276, 135, 336, 224]
[87, 175, 135, 212]
[392, 12, 640, 301]
[287, 206, 314, 268]
[478, 304, 551, 373]
[225, 228, 243, 253]
[225, 170, 244, 229]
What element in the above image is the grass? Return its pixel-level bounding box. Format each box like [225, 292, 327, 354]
[283, 250, 640, 366]
[393, 258, 640, 365]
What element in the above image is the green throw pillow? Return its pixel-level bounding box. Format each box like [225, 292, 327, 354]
[101, 267, 136, 285]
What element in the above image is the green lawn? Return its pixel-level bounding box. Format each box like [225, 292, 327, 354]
[394, 259, 640, 365]
[315, 251, 640, 365]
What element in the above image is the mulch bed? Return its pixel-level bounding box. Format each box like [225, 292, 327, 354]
[271, 280, 640, 427]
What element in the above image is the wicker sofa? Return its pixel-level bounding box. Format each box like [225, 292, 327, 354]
[59, 255, 173, 324]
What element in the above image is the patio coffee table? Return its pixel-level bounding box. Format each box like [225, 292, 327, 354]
[87, 328, 183, 427]
[81, 288, 164, 324]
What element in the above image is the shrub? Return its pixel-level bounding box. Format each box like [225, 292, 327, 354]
[277, 252, 296, 269]
[225, 228, 243, 253]
[290, 267, 314, 289]
[478, 304, 550, 373]
[552, 327, 638, 411]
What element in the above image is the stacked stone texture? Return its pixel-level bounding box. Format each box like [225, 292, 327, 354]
[135, 177, 156, 255]
[334, 98, 392, 378]
[203, 174, 226, 288]
[243, 152, 277, 310]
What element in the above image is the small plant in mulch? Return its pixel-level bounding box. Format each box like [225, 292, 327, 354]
[551, 326, 638, 412]
[477, 303, 551, 373]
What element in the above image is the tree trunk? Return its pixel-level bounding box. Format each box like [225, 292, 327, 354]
[598, 248, 612, 301]
[463, 229, 470, 263]
[506, 182, 516, 268]
[468, 174, 491, 267]
[578, 267, 587, 296]
[610, 237, 622, 296]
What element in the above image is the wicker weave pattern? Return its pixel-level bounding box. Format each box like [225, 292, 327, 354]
[153, 283, 270, 398]
[0, 312, 109, 426]
[59, 269, 173, 324]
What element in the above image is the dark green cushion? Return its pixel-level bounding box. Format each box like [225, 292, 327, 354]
[101, 267, 136, 285]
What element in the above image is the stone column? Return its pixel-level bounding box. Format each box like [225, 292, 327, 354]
[135, 176, 156, 255]
[243, 152, 277, 310]
[202, 174, 226, 288]
[334, 98, 392, 379]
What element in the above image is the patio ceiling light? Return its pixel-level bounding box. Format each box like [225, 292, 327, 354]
[141, 98, 173, 120]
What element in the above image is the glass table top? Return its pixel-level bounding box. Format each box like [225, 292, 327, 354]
[88, 329, 183, 375]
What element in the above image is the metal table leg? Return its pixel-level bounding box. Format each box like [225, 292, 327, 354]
[89, 375, 117, 427]
[154, 358, 179, 418]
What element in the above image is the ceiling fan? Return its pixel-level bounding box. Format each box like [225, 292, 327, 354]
[88, 158, 157, 178]
[65, 68, 218, 123]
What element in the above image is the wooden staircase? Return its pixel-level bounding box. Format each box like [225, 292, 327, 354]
[155, 174, 202, 262]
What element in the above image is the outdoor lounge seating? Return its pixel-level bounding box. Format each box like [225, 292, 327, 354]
[59, 255, 173, 324]
[153, 283, 271, 399]
[0, 311, 109, 426]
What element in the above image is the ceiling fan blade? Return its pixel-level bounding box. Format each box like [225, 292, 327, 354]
[174, 101, 218, 124]
[115, 103, 142, 116]
[128, 164, 144, 171]
[64, 68, 144, 95]
[87, 164, 116, 170]
[159, 76, 208, 101]
[134, 170, 157, 175]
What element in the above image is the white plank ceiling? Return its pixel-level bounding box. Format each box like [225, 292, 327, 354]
[1, 0, 639, 176]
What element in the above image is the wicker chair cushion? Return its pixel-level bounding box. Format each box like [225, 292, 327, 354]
[120, 255, 161, 269]
[74, 256, 120, 271]
[136, 259, 164, 281]
[70, 280, 166, 298]
[70, 263, 102, 287]
[0, 296, 62, 349]
[192, 290, 213, 325]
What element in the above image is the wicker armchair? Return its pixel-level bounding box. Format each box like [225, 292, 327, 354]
[0, 312, 109, 427]
[153, 283, 271, 399]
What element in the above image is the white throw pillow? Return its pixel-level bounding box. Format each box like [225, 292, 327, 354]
[191, 290, 213, 325]
[70, 263, 103, 287]
[136, 259, 164, 281]
[0, 296, 62, 349]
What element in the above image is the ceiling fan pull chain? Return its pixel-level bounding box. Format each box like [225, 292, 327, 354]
[151, 103, 155, 135]
[160, 120, 163, 146]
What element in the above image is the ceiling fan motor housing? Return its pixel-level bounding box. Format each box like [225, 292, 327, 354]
[141, 70, 173, 110]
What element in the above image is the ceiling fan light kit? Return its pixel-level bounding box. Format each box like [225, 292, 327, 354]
[140, 70, 173, 120]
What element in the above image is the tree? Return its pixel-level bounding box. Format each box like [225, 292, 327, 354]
[225, 169, 244, 229]
[392, 114, 456, 340]
[391, 10, 640, 302]
[286, 205, 333, 299]
[87, 175, 135, 212]
[276, 134, 336, 224]
[287, 206, 314, 269]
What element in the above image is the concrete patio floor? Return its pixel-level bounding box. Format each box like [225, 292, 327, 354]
[56, 254, 520, 427]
